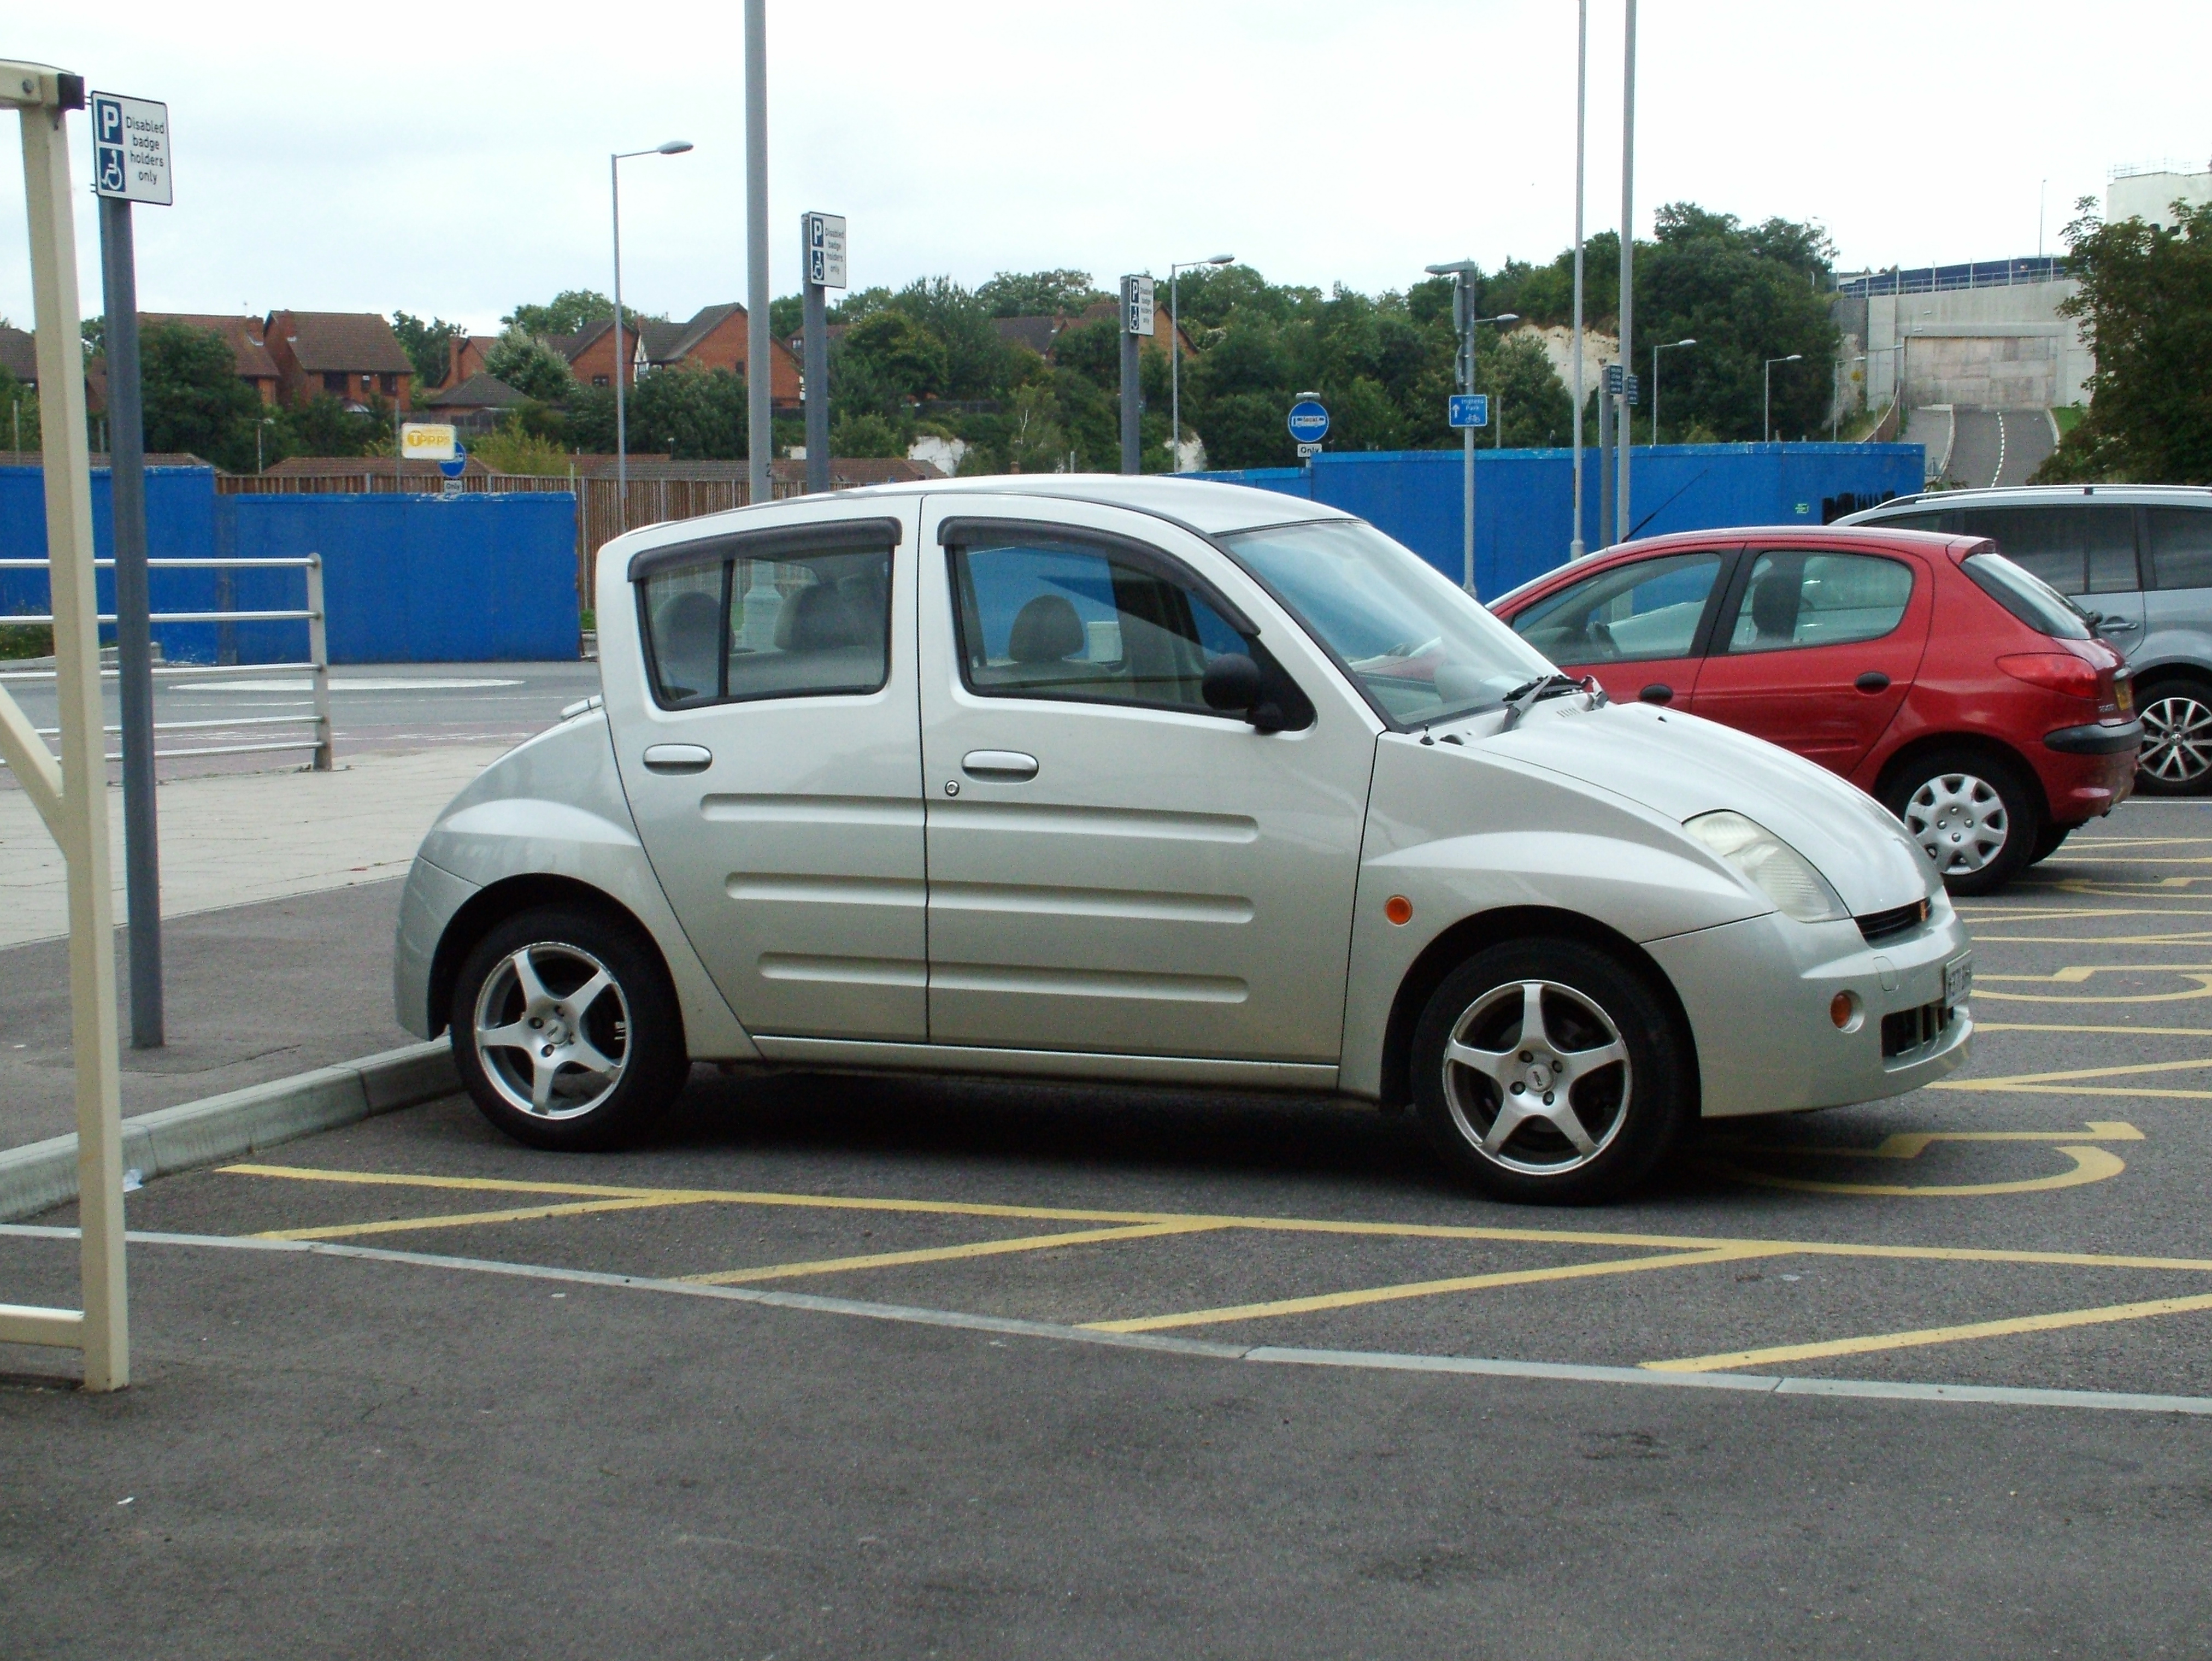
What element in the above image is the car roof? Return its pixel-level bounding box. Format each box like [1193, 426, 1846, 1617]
[1487, 522, 1984, 610]
[827, 472, 1351, 537]
[1840, 484, 2212, 519]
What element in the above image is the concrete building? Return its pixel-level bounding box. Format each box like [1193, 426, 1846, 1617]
[2108, 160, 2212, 231]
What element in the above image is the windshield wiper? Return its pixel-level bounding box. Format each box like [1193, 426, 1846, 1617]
[1499, 673, 1599, 729]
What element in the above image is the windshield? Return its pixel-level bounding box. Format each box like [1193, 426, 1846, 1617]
[1963, 550, 2092, 640]
[1221, 519, 1556, 725]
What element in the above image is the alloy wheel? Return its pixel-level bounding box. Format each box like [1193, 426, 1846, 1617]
[472, 940, 631, 1120]
[2140, 693, 2212, 787]
[1440, 979, 1632, 1175]
[1903, 771, 2009, 875]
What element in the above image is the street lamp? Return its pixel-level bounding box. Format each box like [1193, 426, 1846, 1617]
[1649, 338, 1694, 445]
[1426, 261, 1516, 595]
[1763, 352, 1802, 444]
[611, 138, 693, 532]
[256, 414, 274, 474]
[1169, 254, 1233, 474]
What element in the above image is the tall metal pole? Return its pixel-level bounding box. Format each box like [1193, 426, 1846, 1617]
[1569, 0, 1588, 558]
[1615, 0, 1637, 545]
[1597, 362, 1614, 553]
[1458, 284, 1475, 593]
[98, 195, 162, 1047]
[1119, 275, 1140, 475]
[745, 0, 771, 507]
[1170, 268, 1181, 474]
[611, 155, 628, 533]
[802, 218, 828, 493]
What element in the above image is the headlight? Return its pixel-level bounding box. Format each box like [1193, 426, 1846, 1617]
[1686, 810, 1849, 923]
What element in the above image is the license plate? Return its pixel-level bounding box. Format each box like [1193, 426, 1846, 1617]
[1944, 955, 1973, 1006]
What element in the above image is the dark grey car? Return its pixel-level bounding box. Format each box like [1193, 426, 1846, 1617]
[1839, 485, 2212, 793]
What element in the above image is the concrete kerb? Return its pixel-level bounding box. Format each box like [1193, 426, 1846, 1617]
[0, 1040, 455, 1222]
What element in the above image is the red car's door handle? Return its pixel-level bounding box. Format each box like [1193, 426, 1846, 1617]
[1639, 683, 1674, 704]
[1855, 672, 1892, 693]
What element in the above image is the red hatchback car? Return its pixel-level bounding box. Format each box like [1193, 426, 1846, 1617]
[1490, 526, 2140, 894]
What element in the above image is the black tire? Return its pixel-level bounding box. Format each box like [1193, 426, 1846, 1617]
[449, 904, 689, 1151]
[2133, 679, 2212, 797]
[2029, 822, 2075, 865]
[1880, 747, 2042, 897]
[1411, 938, 1693, 1204]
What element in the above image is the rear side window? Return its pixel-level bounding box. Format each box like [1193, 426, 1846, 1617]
[2147, 508, 2212, 592]
[1962, 551, 2092, 640]
[1509, 551, 1722, 663]
[1957, 504, 2138, 596]
[639, 544, 892, 709]
[1725, 552, 1914, 653]
[1869, 511, 1946, 533]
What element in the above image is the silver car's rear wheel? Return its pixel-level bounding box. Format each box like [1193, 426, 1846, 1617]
[2137, 686, 2212, 794]
[472, 940, 631, 1120]
[1441, 979, 1631, 1177]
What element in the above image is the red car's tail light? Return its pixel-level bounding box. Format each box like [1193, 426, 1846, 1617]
[1996, 652, 2100, 700]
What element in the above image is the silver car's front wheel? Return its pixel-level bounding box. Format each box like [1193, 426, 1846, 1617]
[2137, 686, 2212, 794]
[473, 940, 631, 1120]
[1413, 939, 1690, 1203]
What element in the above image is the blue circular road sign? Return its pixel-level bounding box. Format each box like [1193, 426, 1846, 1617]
[439, 445, 467, 480]
[1287, 399, 1329, 442]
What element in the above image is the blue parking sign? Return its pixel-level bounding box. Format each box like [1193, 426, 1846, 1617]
[1448, 393, 1489, 429]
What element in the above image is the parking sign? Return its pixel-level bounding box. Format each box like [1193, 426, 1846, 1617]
[90, 91, 172, 206]
[805, 211, 847, 289]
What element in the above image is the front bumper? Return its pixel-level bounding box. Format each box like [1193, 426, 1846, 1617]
[392, 855, 481, 1040]
[1643, 902, 1972, 1118]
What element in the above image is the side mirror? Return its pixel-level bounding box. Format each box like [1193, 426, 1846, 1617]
[1202, 653, 1263, 714]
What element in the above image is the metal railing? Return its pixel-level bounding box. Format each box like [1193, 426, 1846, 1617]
[1834, 257, 2068, 298]
[0, 554, 331, 770]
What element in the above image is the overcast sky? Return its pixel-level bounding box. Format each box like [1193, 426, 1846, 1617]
[3, 1, 2208, 333]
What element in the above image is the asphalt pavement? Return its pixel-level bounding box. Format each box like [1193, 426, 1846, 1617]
[7, 803, 2212, 1655]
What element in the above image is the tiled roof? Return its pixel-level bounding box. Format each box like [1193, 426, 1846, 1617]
[422, 372, 527, 409]
[260, 454, 491, 478]
[274, 311, 414, 374]
[992, 315, 1061, 356]
[0, 324, 37, 384]
[143, 314, 280, 380]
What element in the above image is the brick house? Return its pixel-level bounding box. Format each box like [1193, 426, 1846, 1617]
[263, 310, 415, 410]
[144, 315, 282, 403]
[564, 303, 802, 408]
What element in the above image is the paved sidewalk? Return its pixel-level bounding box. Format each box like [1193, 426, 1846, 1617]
[0, 880, 417, 1152]
[0, 743, 502, 950]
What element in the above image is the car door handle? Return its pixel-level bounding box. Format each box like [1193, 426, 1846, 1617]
[2101, 618, 2141, 632]
[1638, 683, 1673, 705]
[1854, 672, 1892, 693]
[962, 749, 1039, 782]
[642, 743, 713, 774]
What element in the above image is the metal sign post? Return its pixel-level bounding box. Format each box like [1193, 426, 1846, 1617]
[0, 60, 130, 1391]
[1448, 393, 1490, 595]
[92, 89, 172, 1051]
[1119, 275, 1152, 475]
[802, 210, 846, 494]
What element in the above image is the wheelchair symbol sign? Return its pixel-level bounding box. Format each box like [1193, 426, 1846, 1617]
[89, 91, 173, 206]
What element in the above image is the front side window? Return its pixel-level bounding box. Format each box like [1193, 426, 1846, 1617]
[639, 543, 891, 708]
[1221, 518, 1552, 726]
[1509, 551, 1723, 664]
[1958, 505, 2138, 596]
[948, 535, 1249, 714]
[1726, 552, 1914, 653]
[2148, 507, 2212, 592]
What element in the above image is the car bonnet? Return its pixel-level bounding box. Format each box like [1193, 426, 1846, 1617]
[1469, 699, 1933, 915]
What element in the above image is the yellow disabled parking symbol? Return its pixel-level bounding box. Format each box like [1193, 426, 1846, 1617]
[1705, 1122, 2142, 1196]
[1974, 963, 2212, 1004]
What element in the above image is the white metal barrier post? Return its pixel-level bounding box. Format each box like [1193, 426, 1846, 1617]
[0, 61, 129, 1390]
[307, 553, 331, 770]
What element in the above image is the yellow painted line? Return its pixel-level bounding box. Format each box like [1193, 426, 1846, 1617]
[1932, 1056, 2212, 1089]
[1717, 1144, 2127, 1197]
[1974, 933, 2212, 946]
[217, 1163, 2212, 1274]
[1643, 1290, 2212, 1374]
[1978, 964, 2212, 981]
[1978, 1021, 2212, 1036]
[685, 1220, 1225, 1286]
[1082, 1244, 1789, 1334]
[1958, 906, 2212, 922]
[256, 1194, 709, 1241]
[1710, 1122, 2142, 1161]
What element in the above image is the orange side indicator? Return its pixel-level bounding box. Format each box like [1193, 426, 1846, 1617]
[1384, 895, 1414, 926]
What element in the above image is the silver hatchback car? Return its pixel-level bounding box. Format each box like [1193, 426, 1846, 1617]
[1841, 485, 2212, 792]
[395, 477, 1972, 1202]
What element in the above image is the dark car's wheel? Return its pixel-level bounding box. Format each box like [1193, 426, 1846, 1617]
[1882, 748, 2042, 897]
[1412, 939, 1692, 1204]
[449, 905, 690, 1151]
[2134, 679, 2212, 796]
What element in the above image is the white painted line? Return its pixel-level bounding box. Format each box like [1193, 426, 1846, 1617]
[168, 678, 523, 693]
[5, 1224, 2208, 1416]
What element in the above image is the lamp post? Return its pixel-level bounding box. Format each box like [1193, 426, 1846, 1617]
[1169, 254, 1232, 473]
[1569, 0, 1589, 557]
[1763, 352, 1802, 443]
[610, 138, 693, 533]
[1649, 337, 1693, 445]
[1614, 0, 1637, 545]
[1426, 261, 1516, 596]
[256, 415, 274, 474]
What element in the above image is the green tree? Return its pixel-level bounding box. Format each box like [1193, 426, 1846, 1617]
[0, 367, 37, 452]
[618, 367, 749, 460]
[139, 321, 264, 469]
[273, 393, 386, 459]
[391, 311, 463, 388]
[2035, 198, 2212, 483]
[1004, 382, 1067, 473]
[978, 269, 1105, 318]
[769, 293, 804, 340]
[483, 328, 576, 401]
[829, 410, 902, 458]
[503, 290, 621, 337]
[838, 310, 949, 402]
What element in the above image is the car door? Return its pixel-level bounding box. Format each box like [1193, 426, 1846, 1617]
[614, 508, 928, 1041]
[1688, 545, 1931, 774]
[916, 496, 1375, 1063]
[1502, 545, 1737, 708]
